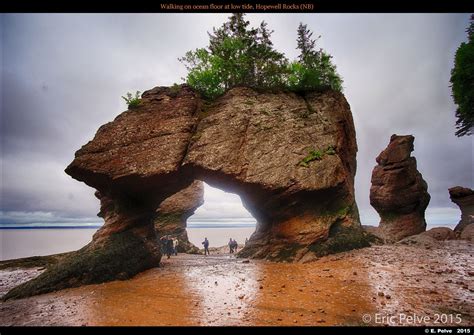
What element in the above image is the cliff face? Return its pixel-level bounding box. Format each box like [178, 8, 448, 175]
[370, 135, 431, 242]
[4, 85, 366, 300]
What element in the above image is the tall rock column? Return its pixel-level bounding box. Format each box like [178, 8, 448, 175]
[154, 180, 204, 253]
[449, 186, 474, 234]
[370, 134, 430, 242]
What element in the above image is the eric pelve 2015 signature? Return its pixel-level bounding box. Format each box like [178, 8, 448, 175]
[362, 312, 465, 326]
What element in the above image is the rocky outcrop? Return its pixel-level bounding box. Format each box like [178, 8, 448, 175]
[370, 135, 430, 242]
[4, 85, 367, 300]
[154, 180, 203, 253]
[420, 227, 456, 241]
[449, 186, 474, 234]
[460, 224, 474, 242]
[183, 87, 365, 262]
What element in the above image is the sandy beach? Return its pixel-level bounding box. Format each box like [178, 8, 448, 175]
[1, 241, 472, 326]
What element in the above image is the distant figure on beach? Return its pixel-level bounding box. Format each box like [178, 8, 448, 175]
[172, 238, 178, 256]
[202, 237, 210, 256]
[232, 239, 238, 252]
[228, 238, 234, 253]
[165, 236, 174, 259]
[159, 235, 168, 254]
[245, 237, 248, 246]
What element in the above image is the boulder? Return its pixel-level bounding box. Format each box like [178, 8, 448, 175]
[459, 224, 474, 242]
[398, 234, 439, 249]
[449, 186, 474, 234]
[420, 227, 456, 241]
[370, 135, 430, 242]
[4, 85, 366, 299]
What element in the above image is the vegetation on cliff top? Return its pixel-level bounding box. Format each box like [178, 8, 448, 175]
[122, 91, 142, 109]
[450, 14, 474, 137]
[179, 13, 343, 99]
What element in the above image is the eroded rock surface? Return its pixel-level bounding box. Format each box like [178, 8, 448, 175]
[449, 186, 474, 235]
[5, 85, 366, 299]
[370, 135, 430, 242]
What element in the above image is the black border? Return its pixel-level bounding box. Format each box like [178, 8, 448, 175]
[1, 1, 473, 332]
[1, 0, 474, 13]
[1, 326, 473, 334]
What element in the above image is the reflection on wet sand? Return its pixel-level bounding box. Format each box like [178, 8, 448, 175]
[181, 255, 261, 325]
[83, 267, 193, 326]
[248, 255, 376, 325]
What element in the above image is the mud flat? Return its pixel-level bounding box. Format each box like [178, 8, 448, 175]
[0, 242, 472, 326]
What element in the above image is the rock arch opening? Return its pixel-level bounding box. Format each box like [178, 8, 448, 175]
[186, 182, 256, 252]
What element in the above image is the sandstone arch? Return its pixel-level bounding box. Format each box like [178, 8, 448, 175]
[4, 85, 369, 300]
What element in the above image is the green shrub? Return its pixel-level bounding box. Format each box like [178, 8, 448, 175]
[299, 146, 337, 167]
[122, 91, 141, 109]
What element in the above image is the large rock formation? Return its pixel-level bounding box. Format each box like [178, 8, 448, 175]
[449, 186, 474, 234]
[4, 85, 368, 300]
[370, 134, 430, 242]
[154, 180, 203, 253]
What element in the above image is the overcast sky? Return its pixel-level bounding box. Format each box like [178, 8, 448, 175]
[1, 13, 472, 227]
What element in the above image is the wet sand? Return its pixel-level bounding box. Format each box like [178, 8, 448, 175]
[0, 241, 473, 326]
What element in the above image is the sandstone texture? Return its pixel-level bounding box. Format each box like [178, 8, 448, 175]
[5, 85, 368, 299]
[449, 186, 474, 235]
[370, 135, 430, 242]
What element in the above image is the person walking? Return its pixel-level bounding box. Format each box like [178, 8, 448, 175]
[202, 237, 210, 256]
[228, 238, 234, 253]
[166, 236, 173, 259]
[160, 235, 168, 254]
[173, 238, 179, 256]
[232, 239, 238, 252]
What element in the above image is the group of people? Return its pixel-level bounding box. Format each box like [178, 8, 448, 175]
[200, 237, 242, 255]
[160, 235, 179, 259]
[161, 236, 250, 258]
[228, 238, 239, 253]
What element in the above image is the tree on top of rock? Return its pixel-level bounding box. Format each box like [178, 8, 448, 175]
[450, 14, 474, 137]
[287, 23, 343, 93]
[179, 14, 342, 99]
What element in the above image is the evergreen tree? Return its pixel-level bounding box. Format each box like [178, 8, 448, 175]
[289, 23, 343, 92]
[179, 16, 343, 99]
[450, 14, 474, 137]
[296, 23, 319, 63]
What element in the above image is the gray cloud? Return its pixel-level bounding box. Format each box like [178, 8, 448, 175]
[1, 13, 472, 226]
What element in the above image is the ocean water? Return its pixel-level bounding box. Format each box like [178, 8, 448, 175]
[0, 219, 458, 261]
[0, 227, 256, 261]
